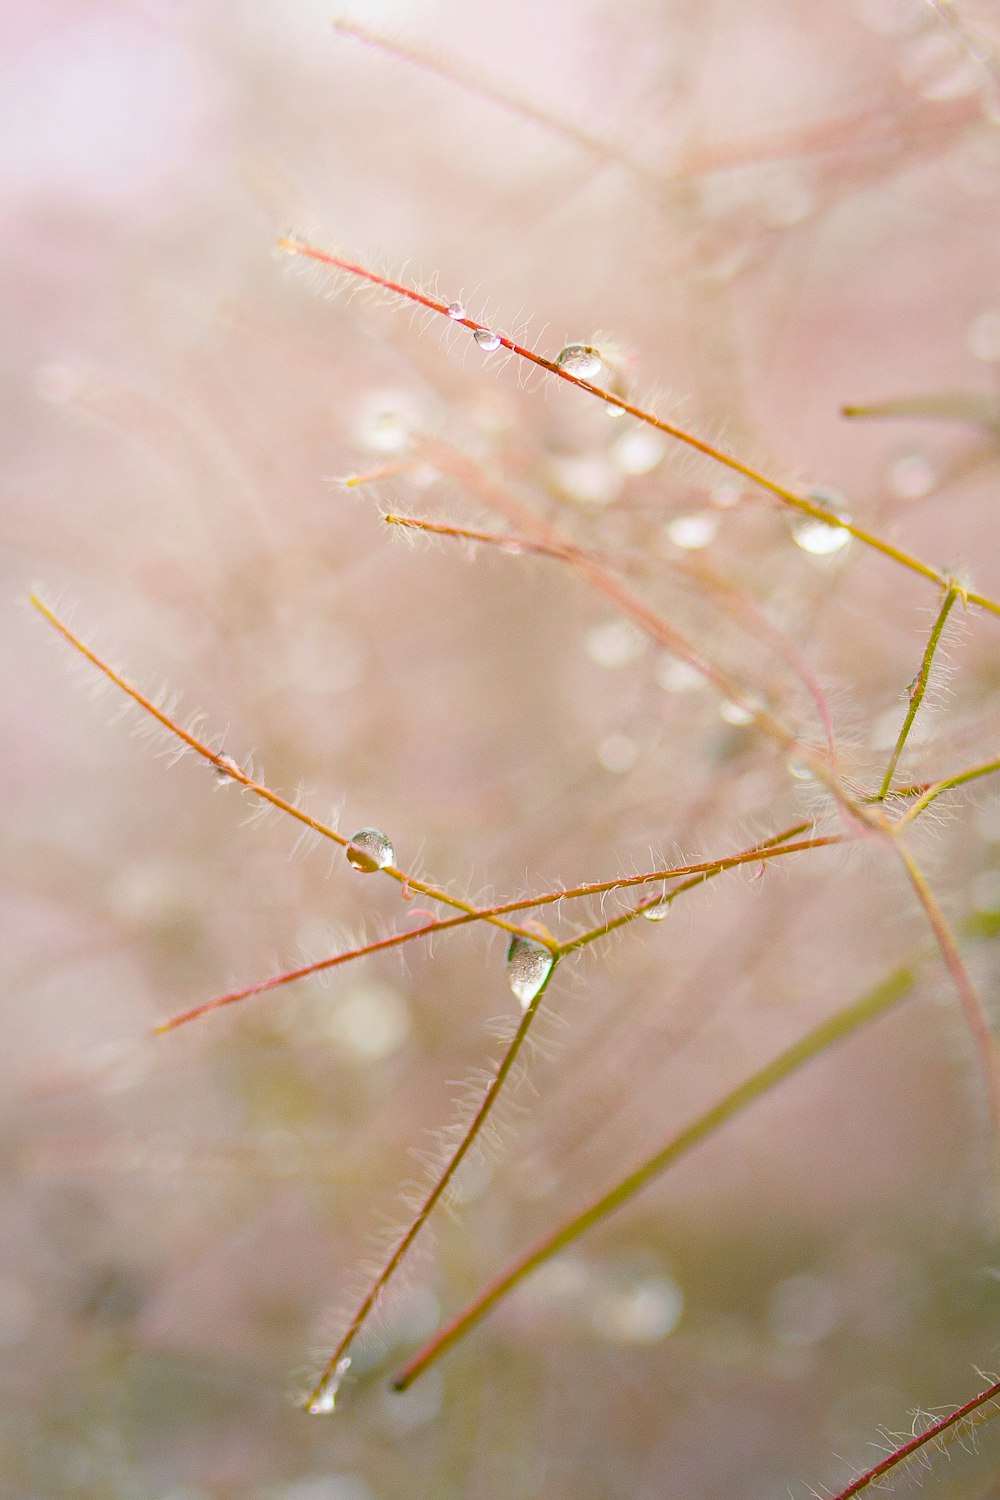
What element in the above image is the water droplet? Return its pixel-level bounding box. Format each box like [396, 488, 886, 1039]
[788, 756, 816, 781]
[596, 732, 637, 774]
[791, 488, 851, 556]
[549, 453, 622, 507]
[346, 828, 395, 873]
[612, 427, 666, 475]
[307, 1356, 351, 1415]
[711, 481, 742, 509]
[585, 620, 647, 668]
[589, 1274, 684, 1344]
[888, 451, 935, 499]
[506, 935, 555, 1010]
[213, 753, 240, 781]
[473, 328, 502, 352]
[967, 307, 1000, 362]
[664, 513, 719, 550]
[655, 657, 704, 693]
[446, 301, 466, 320]
[720, 699, 757, 726]
[555, 343, 603, 379]
[642, 900, 669, 922]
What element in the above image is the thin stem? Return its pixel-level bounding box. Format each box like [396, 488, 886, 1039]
[392, 964, 916, 1389]
[877, 583, 959, 799]
[302, 956, 559, 1413]
[894, 839, 1000, 1147]
[896, 754, 1000, 827]
[29, 595, 550, 953]
[155, 823, 826, 1030]
[826, 1374, 1000, 1500]
[278, 238, 1000, 620]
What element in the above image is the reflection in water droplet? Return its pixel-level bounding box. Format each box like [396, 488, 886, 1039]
[446, 301, 467, 320]
[506, 936, 555, 1010]
[307, 1356, 351, 1415]
[346, 828, 395, 873]
[473, 328, 502, 352]
[555, 343, 603, 379]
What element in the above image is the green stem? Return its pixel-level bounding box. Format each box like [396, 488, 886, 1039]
[877, 584, 958, 800]
[392, 964, 915, 1389]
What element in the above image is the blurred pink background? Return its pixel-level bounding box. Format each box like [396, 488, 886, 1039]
[4, 2, 1000, 1497]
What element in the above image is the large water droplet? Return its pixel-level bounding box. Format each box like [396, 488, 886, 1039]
[555, 344, 603, 379]
[473, 328, 502, 352]
[506, 936, 555, 1010]
[306, 1356, 351, 1415]
[642, 900, 669, 922]
[446, 301, 467, 320]
[346, 828, 395, 873]
[664, 513, 719, 550]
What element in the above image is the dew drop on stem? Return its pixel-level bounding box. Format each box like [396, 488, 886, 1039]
[506, 936, 555, 1010]
[555, 343, 603, 379]
[306, 1356, 351, 1416]
[791, 487, 851, 556]
[473, 328, 502, 352]
[642, 902, 669, 922]
[346, 828, 395, 873]
[446, 301, 467, 320]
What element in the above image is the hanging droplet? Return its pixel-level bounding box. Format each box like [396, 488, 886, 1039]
[213, 753, 240, 782]
[306, 1356, 351, 1416]
[506, 936, 555, 1010]
[791, 488, 851, 556]
[642, 901, 668, 922]
[555, 344, 603, 379]
[446, 301, 467, 320]
[346, 828, 395, 873]
[473, 328, 502, 352]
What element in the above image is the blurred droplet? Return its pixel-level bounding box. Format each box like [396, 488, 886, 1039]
[326, 981, 411, 1060]
[967, 307, 1000, 362]
[888, 451, 935, 499]
[445, 300, 466, 320]
[473, 328, 502, 352]
[596, 732, 637, 773]
[346, 828, 394, 873]
[612, 426, 667, 475]
[711, 480, 742, 508]
[506, 936, 555, 1009]
[590, 1274, 684, 1343]
[585, 620, 647, 668]
[555, 343, 603, 379]
[720, 699, 756, 726]
[655, 657, 704, 693]
[550, 452, 622, 507]
[664, 513, 719, 550]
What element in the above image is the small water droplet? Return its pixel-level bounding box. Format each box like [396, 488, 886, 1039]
[655, 657, 704, 693]
[213, 753, 240, 781]
[642, 900, 669, 922]
[473, 328, 502, 352]
[307, 1356, 351, 1415]
[664, 513, 719, 550]
[446, 301, 467, 320]
[791, 488, 851, 556]
[549, 453, 622, 507]
[555, 343, 603, 379]
[346, 828, 395, 873]
[506, 936, 555, 1010]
